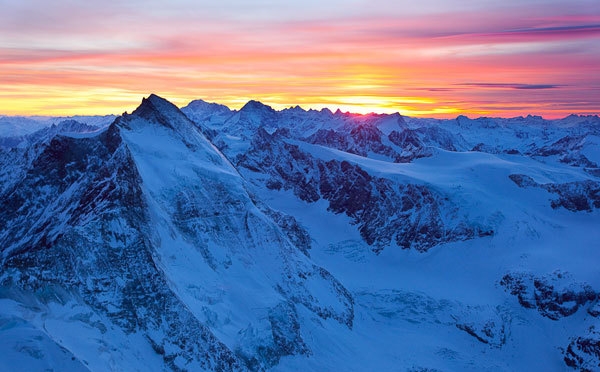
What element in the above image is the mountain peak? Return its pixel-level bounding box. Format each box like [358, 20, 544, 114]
[145, 93, 180, 112]
[120, 94, 227, 157]
[240, 100, 275, 113]
[282, 105, 306, 114]
[126, 94, 188, 130]
[182, 99, 231, 115]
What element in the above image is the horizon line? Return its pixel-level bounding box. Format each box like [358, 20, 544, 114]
[1, 94, 598, 121]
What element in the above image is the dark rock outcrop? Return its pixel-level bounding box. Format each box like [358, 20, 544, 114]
[239, 129, 493, 253]
[500, 271, 598, 320]
[509, 174, 600, 212]
[564, 327, 600, 371]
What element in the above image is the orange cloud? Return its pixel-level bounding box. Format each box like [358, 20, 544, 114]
[0, 2, 598, 118]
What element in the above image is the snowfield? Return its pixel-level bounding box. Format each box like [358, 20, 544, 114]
[1, 95, 599, 371]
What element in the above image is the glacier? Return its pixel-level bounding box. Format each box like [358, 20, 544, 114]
[0, 94, 599, 371]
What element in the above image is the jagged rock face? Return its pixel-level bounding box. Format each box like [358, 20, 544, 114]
[536, 134, 588, 156]
[307, 124, 400, 161]
[261, 207, 312, 257]
[413, 126, 464, 152]
[533, 134, 600, 170]
[0, 124, 127, 259]
[223, 100, 280, 140]
[500, 271, 600, 370]
[306, 123, 441, 163]
[238, 128, 493, 252]
[306, 129, 351, 155]
[318, 160, 493, 251]
[564, 327, 600, 371]
[509, 174, 600, 211]
[500, 271, 598, 320]
[118, 96, 355, 369]
[0, 124, 241, 371]
[388, 129, 431, 162]
[0, 95, 357, 371]
[434, 115, 600, 164]
[2, 95, 600, 371]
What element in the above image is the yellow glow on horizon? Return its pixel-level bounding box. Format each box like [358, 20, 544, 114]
[0, 2, 597, 120]
[0, 90, 573, 119]
[0, 44, 594, 119]
[0, 87, 142, 116]
[0, 73, 593, 119]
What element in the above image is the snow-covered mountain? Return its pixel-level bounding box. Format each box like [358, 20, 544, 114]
[1, 95, 599, 371]
[0, 115, 115, 137]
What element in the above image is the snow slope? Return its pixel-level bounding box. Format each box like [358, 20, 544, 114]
[1, 95, 599, 371]
[184, 99, 600, 371]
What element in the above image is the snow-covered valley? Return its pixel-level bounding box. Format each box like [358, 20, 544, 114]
[1, 95, 599, 371]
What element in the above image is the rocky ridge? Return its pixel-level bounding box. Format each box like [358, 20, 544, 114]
[0, 95, 598, 371]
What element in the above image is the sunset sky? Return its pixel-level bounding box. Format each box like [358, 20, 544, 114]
[1, 0, 599, 118]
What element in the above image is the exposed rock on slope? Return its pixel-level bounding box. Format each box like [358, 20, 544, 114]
[2, 96, 599, 371]
[238, 128, 493, 252]
[0, 94, 354, 371]
[509, 174, 600, 211]
[500, 271, 598, 320]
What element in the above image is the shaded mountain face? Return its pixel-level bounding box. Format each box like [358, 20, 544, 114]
[0, 94, 353, 371]
[237, 127, 493, 252]
[184, 100, 600, 255]
[181, 101, 600, 371]
[1, 95, 599, 371]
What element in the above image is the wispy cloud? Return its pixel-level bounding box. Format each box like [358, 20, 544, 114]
[0, 0, 598, 117]
[499, 23, 600, 36]
[458, 83, 564, 90]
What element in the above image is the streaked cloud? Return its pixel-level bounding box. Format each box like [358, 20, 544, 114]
[458, 83, 564, 90]
[0, 0, 598, 117]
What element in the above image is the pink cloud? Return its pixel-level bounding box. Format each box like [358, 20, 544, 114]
[0, 1, 598, 118]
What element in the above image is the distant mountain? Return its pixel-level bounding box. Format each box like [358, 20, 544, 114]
[1, 95, 599, 371]
[0, 114, 116, 137]
[0, 119, 106, 149]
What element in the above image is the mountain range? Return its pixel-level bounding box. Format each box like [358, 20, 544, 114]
[1, 94, 599, 371]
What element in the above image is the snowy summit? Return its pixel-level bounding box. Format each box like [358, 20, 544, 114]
[0, 94, 599, 371]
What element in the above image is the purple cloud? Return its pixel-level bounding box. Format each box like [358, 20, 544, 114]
[458, 83, 564, 90]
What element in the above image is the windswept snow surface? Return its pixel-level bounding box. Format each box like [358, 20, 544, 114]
[1, 96, 599, 371]
[183, 101, 600, 371]
[249, 152, 600, 371]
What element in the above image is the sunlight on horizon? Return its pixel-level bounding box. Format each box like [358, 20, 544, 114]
[0, 1, 598, 119]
